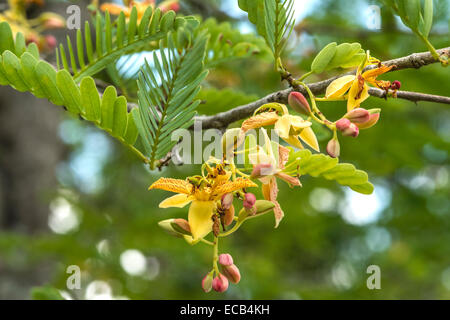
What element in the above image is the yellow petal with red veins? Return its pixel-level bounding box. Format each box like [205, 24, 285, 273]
[347, 79, 369, 111]
[325, 75, 356, 99]
[362, 65, 394, 82]
[214, 178, 257, 196]
[188, 200, 215, 240]
[277, 144, 291, 169]
[241, 112, 279, 133]
[299, 127, 320, 152]
[262, 178, 284, 228]
[149, 178, 193, 194]
[159, 194, 193, 208]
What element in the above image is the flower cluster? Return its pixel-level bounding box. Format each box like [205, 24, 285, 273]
[149, 50, 395, 293]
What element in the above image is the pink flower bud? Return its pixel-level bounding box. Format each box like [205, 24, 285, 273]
[344, 108, 370, 124]
[391, 80, 401, 90]
[251, 163, 274, 179]
[221, 193, 233, 210]
[44, 35, 57, 51]
[326, 138, 340, 158]
[342, 123, 359, 137]
[356, 113, 380, 130]
[243, 193, 256, 209]
[221, 264, 241, 284]
[335, 118, 351, 131]
[218, 253, 234, 266]
[288, 91, 311, 116]
[212, 274, 229, 293]
[202, 272, 213, 293]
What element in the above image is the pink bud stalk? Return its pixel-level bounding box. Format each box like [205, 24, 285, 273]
[326, 138, 340, 158]
[218, 254, 234, 266]
[243, 193, 256, 209]
[212, 274, 229, 293]
[344, 108, 370, 124]
[288, 92, 311, 116]
[221, 264, 241, 284]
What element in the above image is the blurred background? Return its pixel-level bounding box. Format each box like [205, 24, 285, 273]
[0, 0, 449, 299]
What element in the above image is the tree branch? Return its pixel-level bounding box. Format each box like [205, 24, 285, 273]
[195, 47, 450, 129]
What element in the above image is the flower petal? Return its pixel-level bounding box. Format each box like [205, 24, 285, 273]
[299, 127, 320, 152]
[277, 144, 290, 169]
[347, 78, 369, 111]
[214, 178, 257, 196]
[362, 65, 394, 82]
[274, 115, 291, 139]
[281, 136, 304, 149]
[275, 172, 302, 187]
[288, 115, 312, 132]
[241, 112, 279, 133]
[159, 194, 193, 208]
[262, 178, 284, 227]
[149, 178, 193, 194]
[325, 75, 356, 99]
[188, 200, 215, 240]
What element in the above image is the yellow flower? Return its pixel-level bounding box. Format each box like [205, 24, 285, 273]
[241, 103, 320, 152]
[248, 129, 301, 227]
[149, 167, 257, 241]
[325, 53, 394, 111]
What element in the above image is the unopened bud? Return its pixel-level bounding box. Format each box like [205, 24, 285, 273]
[288, 91, 311, 116]
[335, 118, 351, 131]
[223, 205, 235, 226]
[171, 218, 191, 235]
[251, 163, 274, 179]
[326, 138, 340, 158]
[239, 200, 275, 221]
[391, 80, 401, 90]
[342, 123, 359, 137]
[158, 218, 191, 237]
[40, 14, 65, 29]
[344, 108, 370, 124]
[221, 193, 233, 210]
[356, 113, 380, 129]
[221, 264, 241, 284]
[218, 253, 234, 266]
[202, 272, 213, 293]
[43, 35, 57, 51]
[243, 193, 256, 209]
[212, 274, 229, 293]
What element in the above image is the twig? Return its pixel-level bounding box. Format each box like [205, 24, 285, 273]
[194, 47, 450, 129]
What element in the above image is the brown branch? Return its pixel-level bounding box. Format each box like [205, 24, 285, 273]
[195, 47, 450, 129]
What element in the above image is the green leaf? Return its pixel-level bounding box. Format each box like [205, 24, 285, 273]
[0, 25, 147, 163]
[0, 22, 15, 54]
[135, 32, 208, 169]
[311, 42, 337, 73]
[31, 286, 65, 300]
[284, 149, 374, 195]
[56, 6, 195, 82]
[419, 0, 433, 37]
